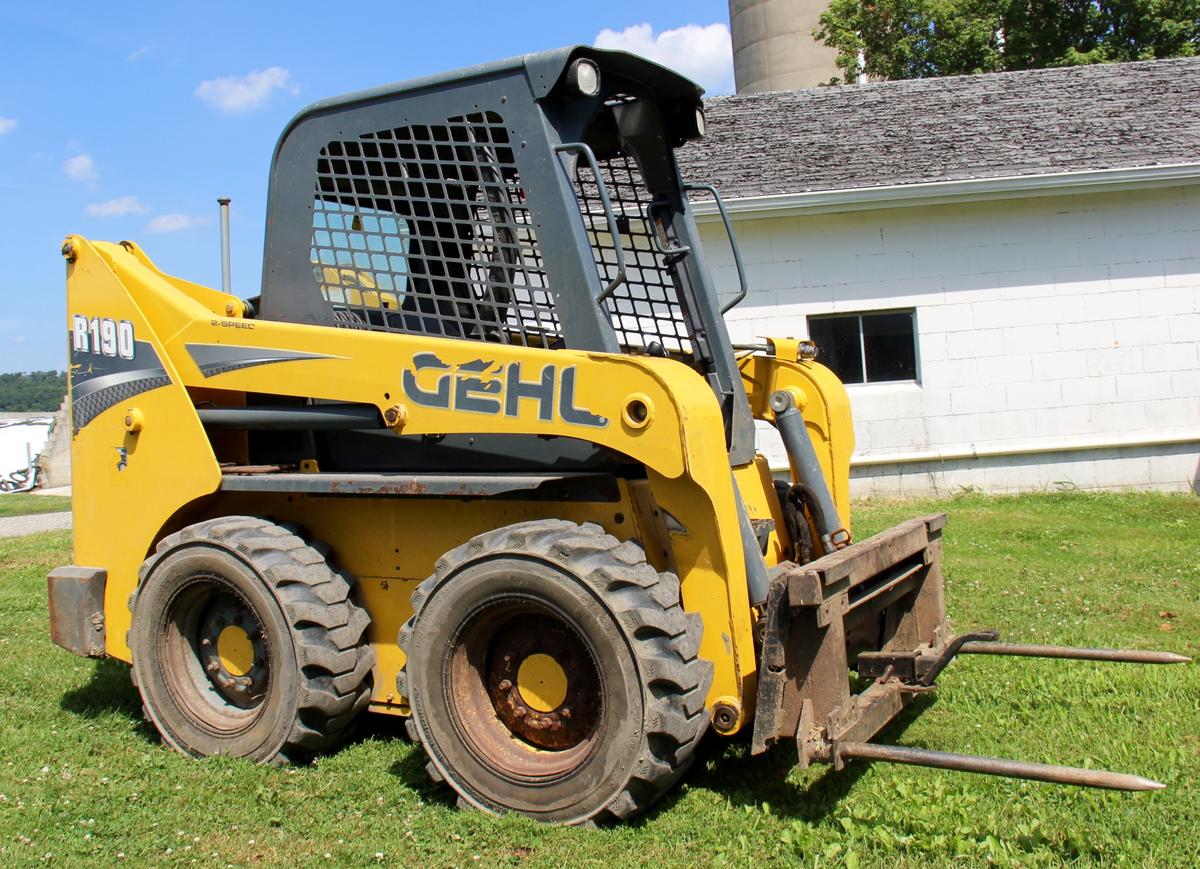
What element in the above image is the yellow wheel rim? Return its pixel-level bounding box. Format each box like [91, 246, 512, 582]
[516, 653, 568, 712]
[217, 625, 255, 677]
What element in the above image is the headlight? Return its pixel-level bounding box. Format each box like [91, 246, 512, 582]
[567, 59, 601, 98]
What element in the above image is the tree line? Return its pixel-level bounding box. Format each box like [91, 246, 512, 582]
[0, 371, 68, 412]
[816, 0, 1200, 83]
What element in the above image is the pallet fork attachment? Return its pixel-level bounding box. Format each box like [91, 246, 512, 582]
[831, 743, 1166, 792]
[752, 514, 1190, 792]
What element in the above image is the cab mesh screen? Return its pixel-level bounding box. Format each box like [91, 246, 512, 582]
[573, 145, 694, 358]
[311, 112, 560, 346]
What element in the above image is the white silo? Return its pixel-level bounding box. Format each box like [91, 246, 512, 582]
[729, 0, 842, 92]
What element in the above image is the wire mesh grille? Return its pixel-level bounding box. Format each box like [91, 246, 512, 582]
[574, 148, 694, 358]
[310, 112, 560, 346]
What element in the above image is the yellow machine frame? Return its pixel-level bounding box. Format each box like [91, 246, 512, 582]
[63, 236, 854, 729]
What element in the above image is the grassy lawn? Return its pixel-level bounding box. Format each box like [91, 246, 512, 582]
[0, 495, 71, 518]
[1, 492, 1196, 866]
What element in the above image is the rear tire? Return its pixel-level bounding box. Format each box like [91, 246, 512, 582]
[129, 516, 375, 763]
[399, 519, 712, 824]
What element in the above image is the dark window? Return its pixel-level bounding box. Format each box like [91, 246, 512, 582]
[310, 111, 561, 346]
[807, 310, 917, 384]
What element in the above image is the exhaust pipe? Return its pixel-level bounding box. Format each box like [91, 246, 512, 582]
[218, 197, 232, 294]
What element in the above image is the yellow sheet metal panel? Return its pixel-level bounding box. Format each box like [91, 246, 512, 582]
[116, 240, 245, 319]
[738, 345, 855, 531]
[64, 237, 224, 661]
[647, 468, 758, 719]
[168, 317, 695, 481]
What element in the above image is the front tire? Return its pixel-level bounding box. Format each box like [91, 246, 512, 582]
[399, 520, 712, 824]
[129, 516, 375, 763]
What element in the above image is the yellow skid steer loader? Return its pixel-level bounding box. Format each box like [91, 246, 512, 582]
[49, 46, 1186, 824]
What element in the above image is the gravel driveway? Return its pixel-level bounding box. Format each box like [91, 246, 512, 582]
[0, 512, 72, 538]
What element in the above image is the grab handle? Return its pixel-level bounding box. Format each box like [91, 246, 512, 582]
[556, 142, 627, 302]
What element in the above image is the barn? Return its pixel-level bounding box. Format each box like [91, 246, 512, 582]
[680, 57, 1200, 496]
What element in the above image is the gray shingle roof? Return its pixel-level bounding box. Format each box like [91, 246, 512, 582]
[677, 57, 1200, 199]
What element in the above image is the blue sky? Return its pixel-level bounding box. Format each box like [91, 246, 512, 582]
[0, 1, 735, 372]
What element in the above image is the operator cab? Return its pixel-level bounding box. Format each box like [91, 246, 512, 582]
[256, 46, 755, 469]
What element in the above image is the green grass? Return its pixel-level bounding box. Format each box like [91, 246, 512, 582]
[1, 492, 1197, 867]
[0, 495, 70, 518]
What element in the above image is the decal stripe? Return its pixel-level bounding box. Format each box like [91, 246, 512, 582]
[73, 367, 170, 401]
[68, 335, 171, 434]
[186, 344, 341, 377]
[73, 372, 171, 430]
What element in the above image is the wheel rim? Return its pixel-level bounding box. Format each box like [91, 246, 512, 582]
[199, 592, 270, 706]
[449, 601, 603, 779]
[515, 654, 567, 712]
[161, 574, 272, 733]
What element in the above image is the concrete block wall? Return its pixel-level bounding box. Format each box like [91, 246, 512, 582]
[704, 184, 1200, 494]
[37, 396, 71, 489]
[848, 442, 1199, 498]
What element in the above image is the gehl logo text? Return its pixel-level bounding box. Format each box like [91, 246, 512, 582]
[402, 353, 608, 428]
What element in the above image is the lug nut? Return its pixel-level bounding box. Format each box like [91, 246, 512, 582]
[498, 679, 512, 691]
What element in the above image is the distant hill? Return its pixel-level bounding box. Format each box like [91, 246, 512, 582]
[0, 371, 67, 412]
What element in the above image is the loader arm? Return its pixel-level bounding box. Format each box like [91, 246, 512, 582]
[737, 338, 856, 557]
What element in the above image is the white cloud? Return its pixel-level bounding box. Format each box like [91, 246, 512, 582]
[86, 196, 150, 218]
[594, 22, 734, 95]
[0, 117, 16, 136]
[147, 213, 207, 233]
[63, 154, 97, 182]
[128, 46, 151, 62]
[195, 67, 297, 113]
